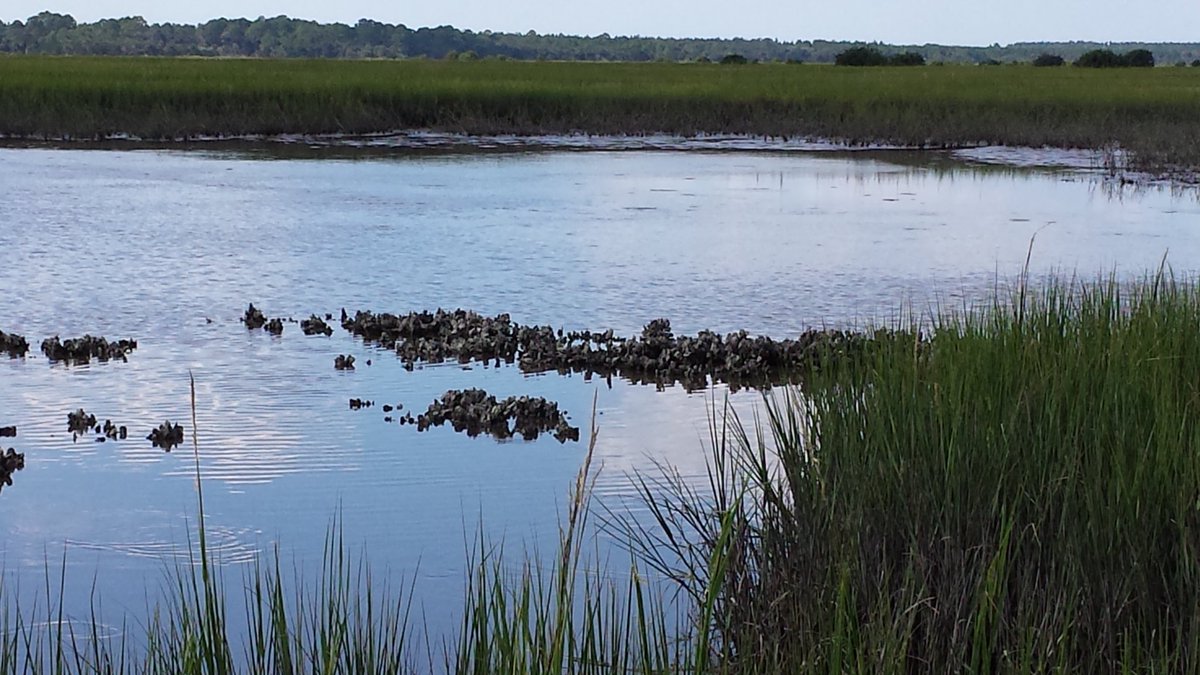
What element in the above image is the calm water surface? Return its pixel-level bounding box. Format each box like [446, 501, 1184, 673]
[1, 146, 1197, 633]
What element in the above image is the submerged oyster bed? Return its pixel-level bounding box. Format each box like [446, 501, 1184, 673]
[1, 330, 30, 357]
[0, 308, 910, 495]
[232, 305, 906, 392]
[1, 329, 139, 364]
[232, 304, 896, 390]
[418, 389, 579, 443]
[339, 308, 903, 391]
[350, 389, 579, 443]
[0, 424, 21, 495]
[42, 335, 138, 364]
[0, 447, 23, 494]
[0, 418, 22, 494]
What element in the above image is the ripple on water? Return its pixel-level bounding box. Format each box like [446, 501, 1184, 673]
[2, 620, 125, 641]
[1, 146, 1198, 629]
[66, 524, 263, 566]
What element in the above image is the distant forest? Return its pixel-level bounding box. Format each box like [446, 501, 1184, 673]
[2, 11, 1199, 65]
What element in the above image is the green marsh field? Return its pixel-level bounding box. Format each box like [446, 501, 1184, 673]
[2, 56, 1200, 168]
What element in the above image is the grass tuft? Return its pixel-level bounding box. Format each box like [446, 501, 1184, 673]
[622, 272, 1200, 672]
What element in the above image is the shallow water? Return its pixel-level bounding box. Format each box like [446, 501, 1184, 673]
[1, 145, 1198, 634]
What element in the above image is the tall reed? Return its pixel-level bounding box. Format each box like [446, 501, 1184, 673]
[620, 272, 1200, 672]
[452, 398, 693, 674]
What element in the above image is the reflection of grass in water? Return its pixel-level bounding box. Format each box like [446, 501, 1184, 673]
[8, 272, 1200, 671]
[1, 57, 1199, 170]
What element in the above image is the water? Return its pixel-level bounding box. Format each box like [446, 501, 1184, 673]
[0, 145, 1197, 635]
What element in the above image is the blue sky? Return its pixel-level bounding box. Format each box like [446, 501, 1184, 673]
[4, 1, 1198, 45]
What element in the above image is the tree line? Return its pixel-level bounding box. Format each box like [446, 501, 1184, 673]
[1, 11, 1199, 65]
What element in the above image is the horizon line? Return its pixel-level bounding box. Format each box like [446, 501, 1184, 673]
[1, 11, 1196, 49]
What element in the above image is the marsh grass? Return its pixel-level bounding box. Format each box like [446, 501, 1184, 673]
[1, 56, 1199, 169]
[0, 555, 132, 674]
[616, 271, 1200, 672]
[451, 398, 701, 675]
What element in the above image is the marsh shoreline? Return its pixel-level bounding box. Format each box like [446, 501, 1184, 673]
[3, 56, 1199, 176]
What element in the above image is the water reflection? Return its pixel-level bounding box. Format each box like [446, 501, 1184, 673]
[1, 145, 1198, 631]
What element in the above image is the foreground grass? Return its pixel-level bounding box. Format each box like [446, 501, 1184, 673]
[0, 392, 693, 674]
[623, 272, 1200, 672]
[7, 274, 1200, 672]
[1, 56, 1199, 169]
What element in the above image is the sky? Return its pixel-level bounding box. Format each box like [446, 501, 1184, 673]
[2, 1, 1198, 46]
